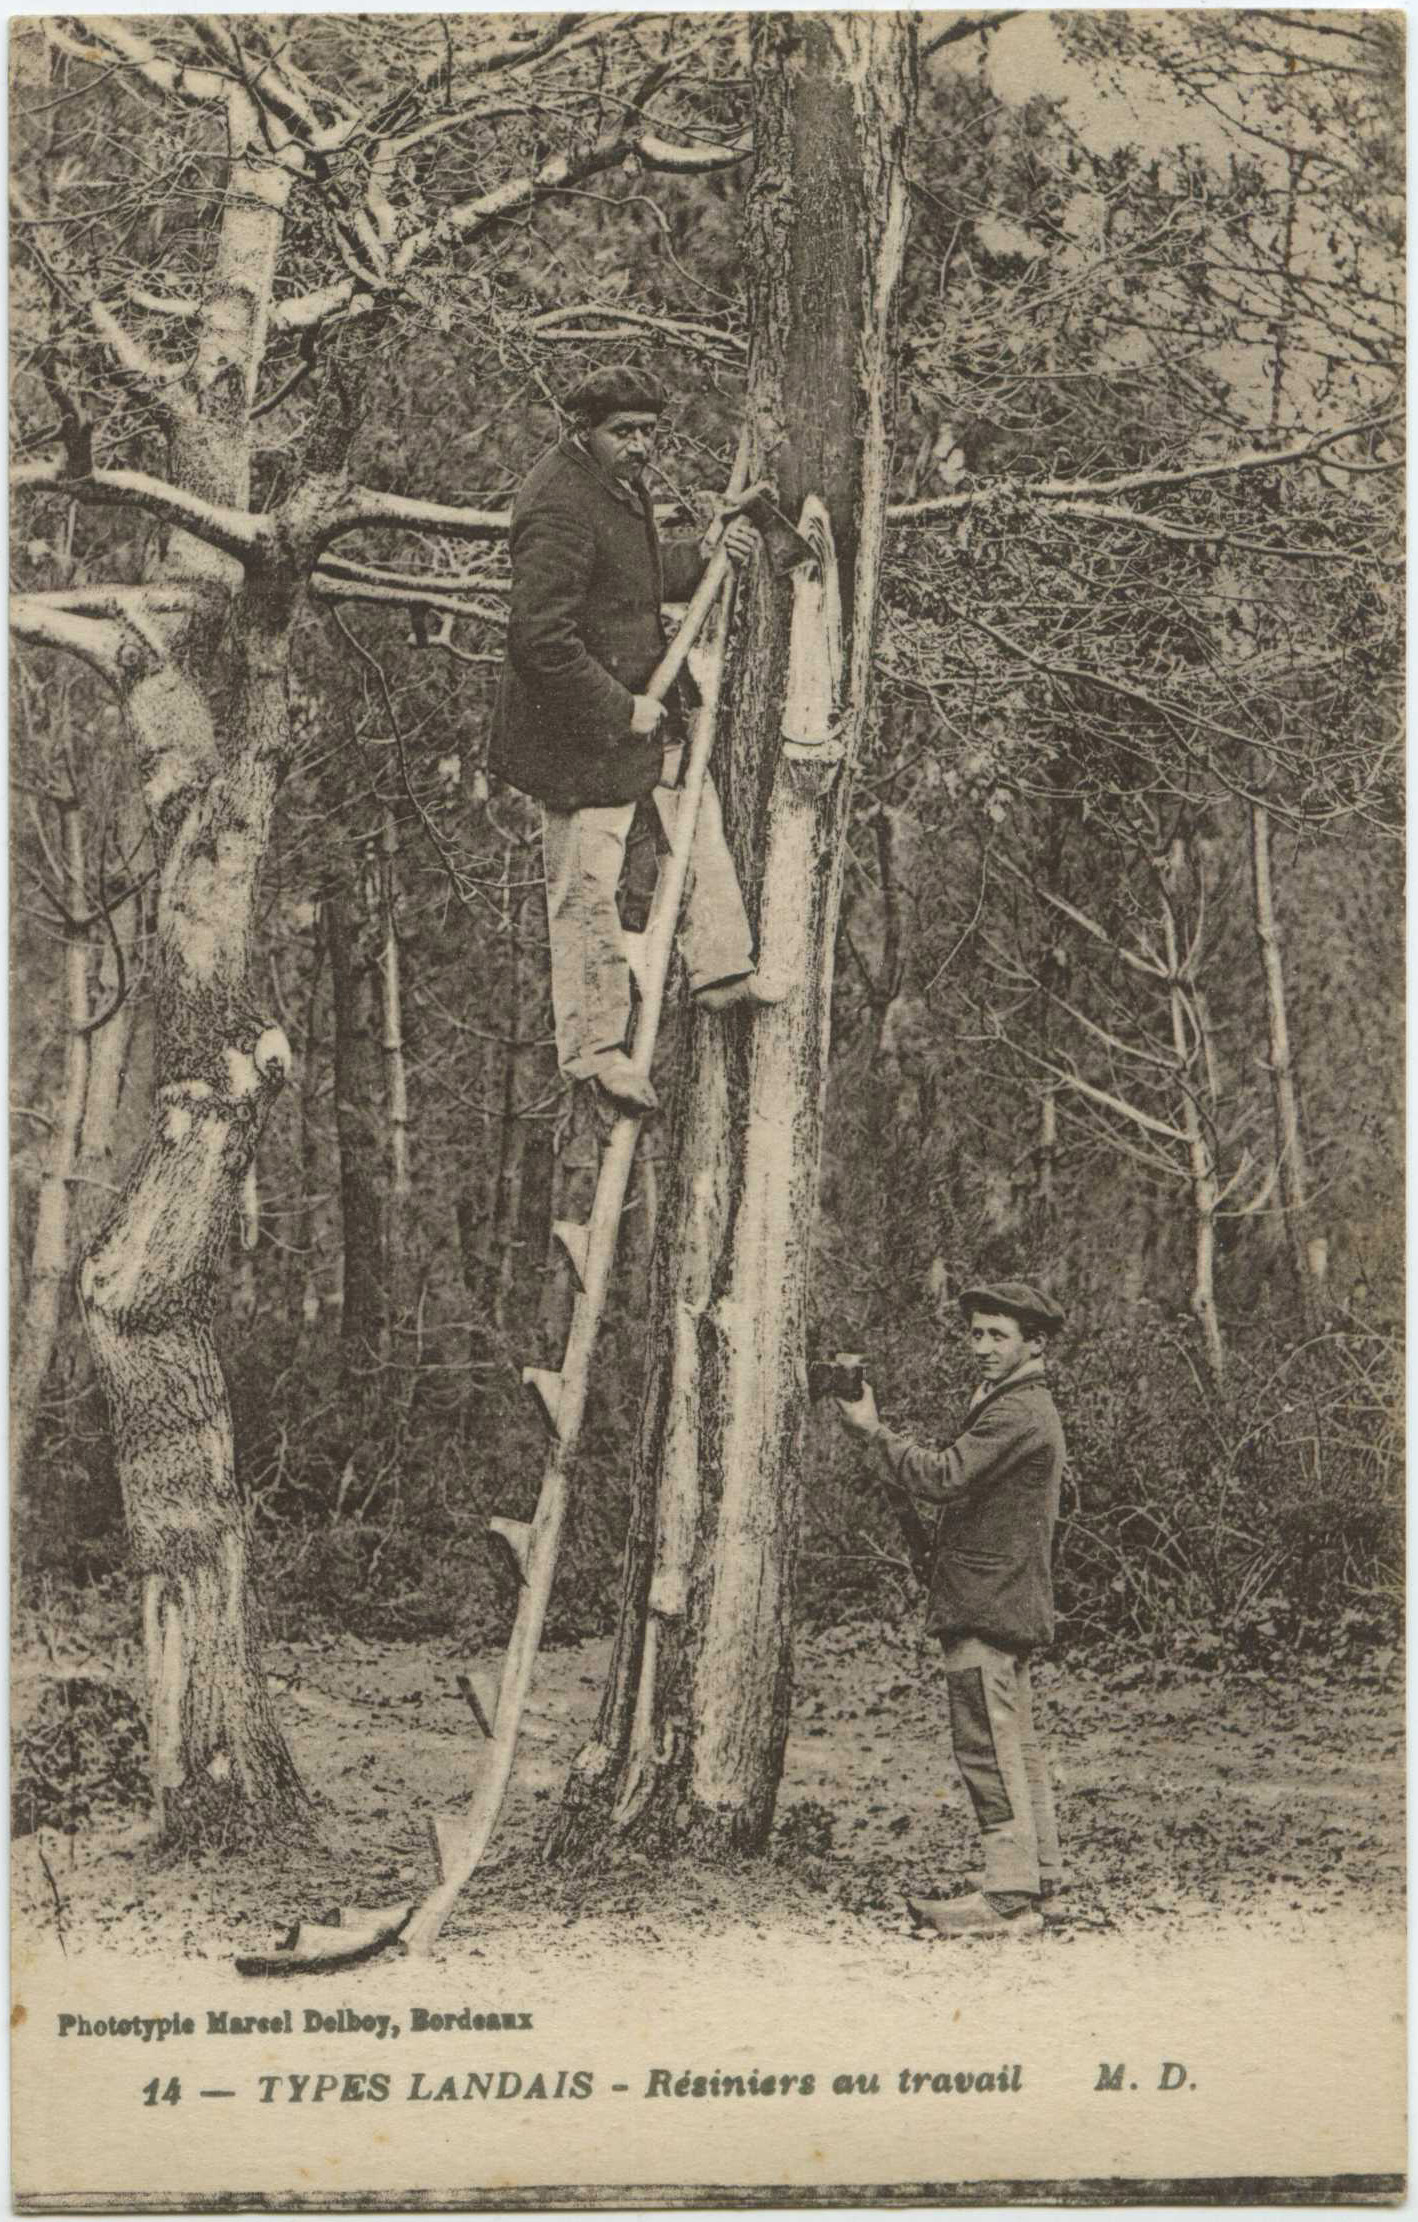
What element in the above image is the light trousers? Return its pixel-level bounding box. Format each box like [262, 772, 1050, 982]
[542, 766, 753, 1080]
[940, 1634, 1063, 1895]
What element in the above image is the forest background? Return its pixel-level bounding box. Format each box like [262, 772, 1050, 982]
[9, 10, 1403, 1851]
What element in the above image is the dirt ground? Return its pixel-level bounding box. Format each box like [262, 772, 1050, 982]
[12, 1616, 1405, 1970]
[11, 1617, 1407, 2204]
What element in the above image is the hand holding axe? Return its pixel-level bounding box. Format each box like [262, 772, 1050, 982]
[645, 478, 816, 707]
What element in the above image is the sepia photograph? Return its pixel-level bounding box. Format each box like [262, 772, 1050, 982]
[8, 6, 1405, 2209]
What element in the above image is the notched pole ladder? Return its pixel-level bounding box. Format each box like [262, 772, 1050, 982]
[236, 457, 836, 1976]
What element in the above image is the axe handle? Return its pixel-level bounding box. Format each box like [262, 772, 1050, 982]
[643, 543, 732, 706]
[643, 428, 752, 707]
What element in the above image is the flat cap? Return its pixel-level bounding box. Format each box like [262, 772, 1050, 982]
[958, 1281, 1065, 1335]
[564, 364, 668, 424]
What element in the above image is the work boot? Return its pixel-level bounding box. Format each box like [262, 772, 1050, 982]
[969, 1868, 1074, 1902]
[588, 1053, 658, 1114]
[906, 1890, 1043, 1939]
[693, 971, 786, 1013]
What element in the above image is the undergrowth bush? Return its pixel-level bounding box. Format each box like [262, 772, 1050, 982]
[19, 1305, 1401, 1671]
[798, 1316, 1403, 1662]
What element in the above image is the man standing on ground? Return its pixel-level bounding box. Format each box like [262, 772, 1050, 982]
[490, 365, 778, 1114]
[835, 1281, 1069, 1939]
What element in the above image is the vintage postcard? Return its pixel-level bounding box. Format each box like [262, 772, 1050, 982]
[9, 7, 1404, 2209]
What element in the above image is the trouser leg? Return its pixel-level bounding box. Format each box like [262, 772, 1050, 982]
[541, 800, 638, 1079]
[651, 768, 754, 992]
[1016, 1655, 1064, 1881]
[940, 1635, 1041, 1896]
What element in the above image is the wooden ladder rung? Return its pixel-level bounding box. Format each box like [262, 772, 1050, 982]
[520, 1366, 563, 1436]
[400, 493, 749, 1961]
[426, 1812, 462, 1882]
[487, 1516, 532, 1588]
[553, 1218, 591, 1289]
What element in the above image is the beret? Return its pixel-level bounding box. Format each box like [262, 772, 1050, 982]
[958, 1281, 1065, 1335]
[564, 364, 668, 423]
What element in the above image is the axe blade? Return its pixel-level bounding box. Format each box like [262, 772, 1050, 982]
[730, 482, 817, 576]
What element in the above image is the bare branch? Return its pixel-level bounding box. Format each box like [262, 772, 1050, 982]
[921, 11, 1022, 59]
[317, 556, 508, 597]
[11, 187, 179, 397]
[526, 303, 744, 353]
[320, 491, 686, 545]
[309, 574, 506, 625]
[12, 460, 265, 560]
[631, 132, 748, 175]
[274, 126, 748, 334]
[889, 413, 1401, 524]
[11, 595, 123, 680]
[461, 15, 597, 80]
[8, 584, 205, 624]
[190, 16, 328, 148]
[48, 16, 227, 105]
[1009, 497, 1381, 564]
[1023, 1046, 1189, 1147]
[991, 851, 1169, 980]
[319, 490, 511, 548]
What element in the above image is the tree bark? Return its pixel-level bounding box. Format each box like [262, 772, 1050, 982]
[550, 12, 916, 1860]
[75, 870, 145, 1248]
[488, 849, 555, 1336]
[379, 809, 411, 1216]
[75, 99, 311, 1845]
[1160, 848, 1226, 1384]
[12, 798, 91, 1488]
[291, 910, 327, 1331]
[1250, 801, 1325, 1326]
[1252, 145, 1325, 1330]
[1034, 1084, 1057, 1227]
[80, 635, 307, 1845]
[870, 802, 908, 1063]
[327, 849, 394, 1363]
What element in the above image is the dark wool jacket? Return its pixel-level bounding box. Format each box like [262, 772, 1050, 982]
[489, 439, 704, 812]
[871, 1361, 1066, 1652]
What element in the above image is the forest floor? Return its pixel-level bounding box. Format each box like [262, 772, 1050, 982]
[12, 1615, 1407, 2197]
[12, 1612, 1404, 1973]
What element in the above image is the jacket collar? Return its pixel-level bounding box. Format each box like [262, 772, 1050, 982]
[560, 435, 651, 519]
[968, 1355, 1048, 1420]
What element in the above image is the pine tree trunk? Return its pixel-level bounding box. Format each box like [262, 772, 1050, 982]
[75, 874, 145, 1249]
[1179, 1073, 1225, 1384]
[68, 93, 316, 1845]
[379, 809, 411, 1217]
[291, 911, 327, 1331]
[1161, 854, 1226, 1384]
[486, 843, 556, 1338]
[327, 849, 393, 1363]
[12, 798, 91, 1488]
[489, 852, 529, 1336]
[1035, 1085, 1057, 1226]
[1249, 801, 1325, 1326]
[80, 633, 307, 1846]
[550, 12, 916, 1860]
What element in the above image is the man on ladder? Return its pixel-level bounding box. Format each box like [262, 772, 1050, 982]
[490, 365, 780, 1114]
